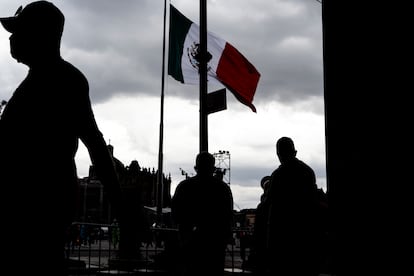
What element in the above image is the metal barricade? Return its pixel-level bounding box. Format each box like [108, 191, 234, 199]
[66, 222, 253, 275]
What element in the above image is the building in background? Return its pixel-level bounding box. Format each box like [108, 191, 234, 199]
[77, 144, 172, 224]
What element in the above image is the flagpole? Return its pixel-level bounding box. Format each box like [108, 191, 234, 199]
[199, 0, 208, 152]
[156, 0, 168, 226]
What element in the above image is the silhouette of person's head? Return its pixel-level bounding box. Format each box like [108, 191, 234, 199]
[276, 136, 297, 164]
[0, 1, 64, 65]
[194, 151, 215, 176]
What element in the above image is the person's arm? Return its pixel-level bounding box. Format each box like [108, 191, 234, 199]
[171, 182, 182, 227]
[224, 184, 234, 244]
[75, 78, 122, 218]
[82, 128, 122, 216]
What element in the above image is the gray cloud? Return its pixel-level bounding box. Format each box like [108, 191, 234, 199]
[229, 161, 326, 188]
[53, 0, 323, 106]
[0, 0, 326, 207]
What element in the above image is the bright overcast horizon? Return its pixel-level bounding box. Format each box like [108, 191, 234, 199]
[0, 0, 326, 210]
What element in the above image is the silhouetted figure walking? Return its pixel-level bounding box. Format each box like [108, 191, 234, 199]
[171, 151, 233, 276]
[267, 137, 321, 276]
[0, 1, 121, 274]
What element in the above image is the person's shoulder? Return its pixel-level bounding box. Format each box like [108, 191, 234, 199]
[60, 59, 88, 85]
[270, 167, 280, 177]
[214, 177, 232, 193]
[296, 158, 314, 171]
[175, 177, 193, 189]
[173, 178, 195, 200]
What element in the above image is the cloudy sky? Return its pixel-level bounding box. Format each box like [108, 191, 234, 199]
[0, 0, 325, 210]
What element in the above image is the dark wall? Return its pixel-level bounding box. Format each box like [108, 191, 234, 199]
[322, 1, 408, 275]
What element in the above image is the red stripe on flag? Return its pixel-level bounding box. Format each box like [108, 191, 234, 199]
[216, 42, 260, 112]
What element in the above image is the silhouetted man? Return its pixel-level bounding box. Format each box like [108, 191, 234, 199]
[0, 1, 121, 274]
[267, 137, 321, 276]
[171, 151, 233, 276]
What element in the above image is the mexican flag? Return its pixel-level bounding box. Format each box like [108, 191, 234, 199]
[168, 4, 261, 112]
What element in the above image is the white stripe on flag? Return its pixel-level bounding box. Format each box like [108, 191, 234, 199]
[181, 23, 225, 85]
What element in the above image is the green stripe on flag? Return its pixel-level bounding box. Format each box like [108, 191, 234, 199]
[168, 5, 193, 83]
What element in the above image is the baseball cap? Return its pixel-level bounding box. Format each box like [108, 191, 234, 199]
[0, 1, 64, 37]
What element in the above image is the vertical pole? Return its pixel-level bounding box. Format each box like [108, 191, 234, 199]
[83, 181, 88, 222]
[199, 0, 208, 152]
[156, 0, 168, 226]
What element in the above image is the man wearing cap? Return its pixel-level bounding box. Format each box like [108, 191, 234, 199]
[267, 137, 322, 276]
[0, 1, 121, 274]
